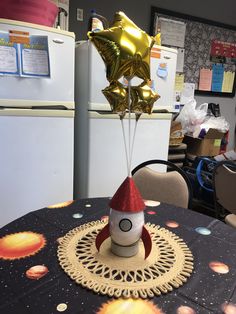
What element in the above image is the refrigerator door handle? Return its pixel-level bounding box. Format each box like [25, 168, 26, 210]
[52, 38, 64, 44]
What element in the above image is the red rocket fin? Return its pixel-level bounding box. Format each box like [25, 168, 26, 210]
[141, 225, 152, 259]
[95, 223, 110, 251]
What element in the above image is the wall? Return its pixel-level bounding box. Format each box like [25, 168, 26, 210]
[70, 0, 236, 149]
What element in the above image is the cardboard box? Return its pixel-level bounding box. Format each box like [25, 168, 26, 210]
[183, 128, 225, 156]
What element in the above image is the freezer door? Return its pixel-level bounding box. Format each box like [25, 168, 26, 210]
[75, 42, 177, 112]
[75, 41, 109, 111]
[0, 19, 75, 109]
[0, 110, 74, 227]
[131, 46, 177, 111]
[150, 46, 177, 111]
[76, 112, 172, 198]
[89, 42, 110, 109]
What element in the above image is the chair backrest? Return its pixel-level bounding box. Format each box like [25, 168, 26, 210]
[213, 161, 236, 214]
[132, 159, 192, 209]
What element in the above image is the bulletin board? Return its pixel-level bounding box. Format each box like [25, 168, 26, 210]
[150, 6, 236, 98]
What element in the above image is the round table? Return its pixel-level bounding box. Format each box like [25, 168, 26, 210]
[0, 198, 236, 314]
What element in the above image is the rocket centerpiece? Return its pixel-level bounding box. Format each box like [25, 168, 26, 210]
[96, 177, 152, 258]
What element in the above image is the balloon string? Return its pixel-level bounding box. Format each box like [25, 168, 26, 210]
[129, 127, 136, 174]
[120, 118, 129, 175]
[129, 116, 140, 173]
[128, 79, 131, 177]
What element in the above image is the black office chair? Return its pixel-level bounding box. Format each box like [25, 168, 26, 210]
[132, 159, 192, 209]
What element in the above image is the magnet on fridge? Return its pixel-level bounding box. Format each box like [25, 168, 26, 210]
[157, 63, 168, 78]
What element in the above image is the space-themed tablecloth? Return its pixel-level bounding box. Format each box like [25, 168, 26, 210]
[0, 198, 236, 314]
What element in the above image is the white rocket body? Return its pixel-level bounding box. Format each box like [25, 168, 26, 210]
[95, 177, 152, 259]
[109, 209, 144, 246]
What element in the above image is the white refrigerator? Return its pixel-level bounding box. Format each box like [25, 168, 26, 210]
[0, 19, 75, 227]
[74, 41, 177, 199]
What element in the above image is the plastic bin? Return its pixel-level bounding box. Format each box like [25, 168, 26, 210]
[0, 0, 58, 27]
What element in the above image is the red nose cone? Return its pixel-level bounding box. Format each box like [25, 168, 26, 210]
[109, 176, 145, 213]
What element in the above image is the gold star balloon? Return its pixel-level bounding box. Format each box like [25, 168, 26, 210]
[130, 82, 160, 114]
[88, 11, 155, 82]
[88, 11, 160, 115]
[102, 81, 160, 115]
[102, 81, 128, 114]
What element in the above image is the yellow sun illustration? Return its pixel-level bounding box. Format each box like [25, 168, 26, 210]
[0, 231, 46, 260]
[96, 298, 164, 314]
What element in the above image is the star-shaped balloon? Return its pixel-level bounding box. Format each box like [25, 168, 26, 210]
[88, 11, 160, 116]
[88, 11, 155, 82]
[103, 81, 160, 115]
[102, 81, 128, 114]
[130, 83, 160, 114]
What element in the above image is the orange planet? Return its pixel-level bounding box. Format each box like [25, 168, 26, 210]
[209, 261, 229, 274]
[47, 200, 73, 208]
[97, 298, 164, 314]
[101, 216, 109, 221]
[177, 305, 196, 314]
[165, 220, 179, 228]
[0, 231, 46, 260]
[221, 302, 236, 314]
[26, 265, 49, 280]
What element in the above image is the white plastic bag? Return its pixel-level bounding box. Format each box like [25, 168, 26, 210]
[176, 100, 208, 134]
[201, 116, 230, 133]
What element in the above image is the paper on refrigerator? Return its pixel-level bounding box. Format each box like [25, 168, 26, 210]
[20, 36, 50, 77]
[176, 48, 185, 72]
[0, 32, 19, 75]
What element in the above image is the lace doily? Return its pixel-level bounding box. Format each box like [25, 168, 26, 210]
[57, 220, 193, 298]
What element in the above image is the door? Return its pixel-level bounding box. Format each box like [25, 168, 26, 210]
[0, 108, 74, 227]
[0, 19, 75, 108]
[76, 42, 177, 112]
[87, 112, 172, 198]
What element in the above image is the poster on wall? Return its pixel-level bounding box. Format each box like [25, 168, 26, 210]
[210, 40, 236, 64]
[157, 17, 186, 48]
[199, 68, 212, 91]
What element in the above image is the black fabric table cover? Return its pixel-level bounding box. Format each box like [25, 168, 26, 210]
[1, 198, 236, 314]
